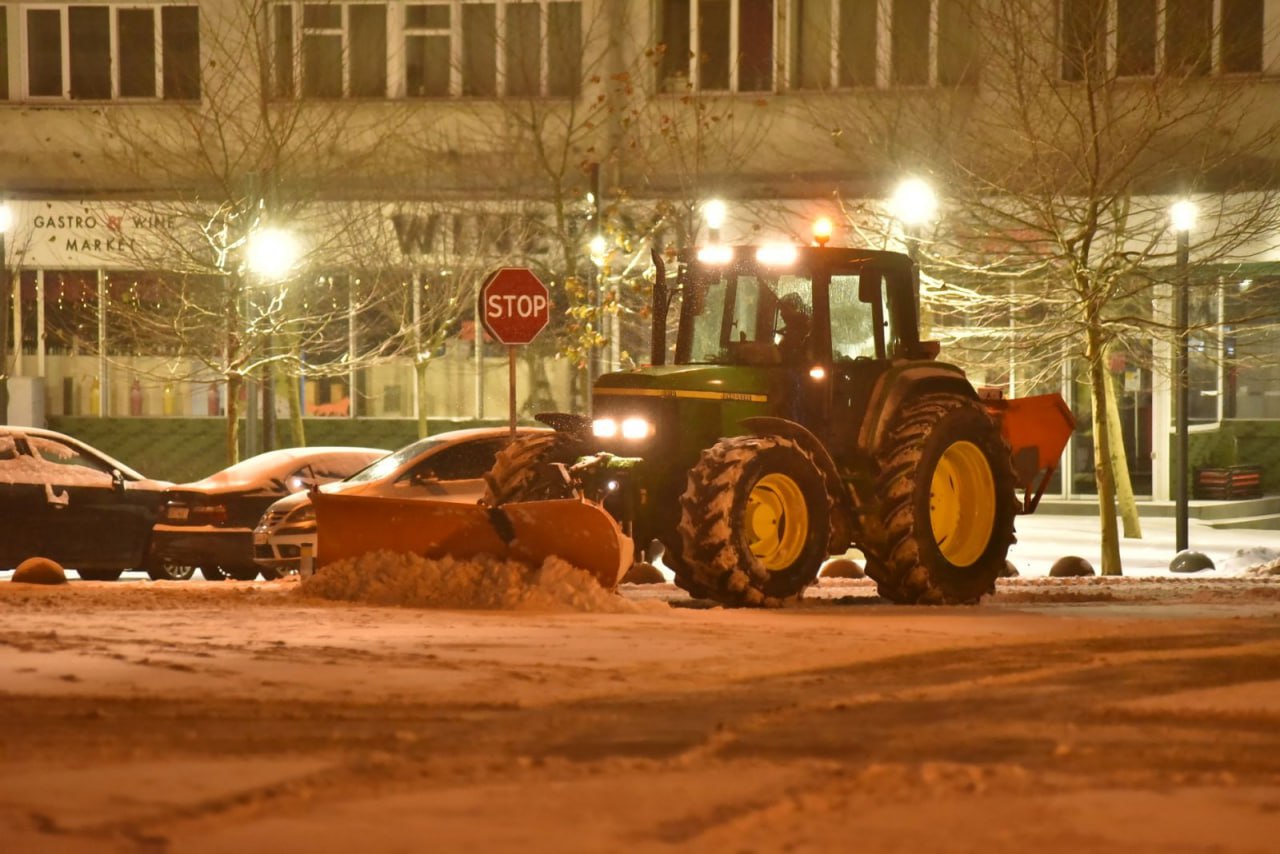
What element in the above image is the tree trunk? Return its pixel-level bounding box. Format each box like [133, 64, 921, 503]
[1104, 352, 1143, 539]
[284, 371, 305, 447]
[1087, 331, 1123, 576]
[226, 374, 242, 465]
[416, 358, 429, 439]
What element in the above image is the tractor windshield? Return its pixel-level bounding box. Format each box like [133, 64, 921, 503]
[679, 266, 811, 365]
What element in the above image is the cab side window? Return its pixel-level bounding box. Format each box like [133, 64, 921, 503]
[829, 275, 881, 360]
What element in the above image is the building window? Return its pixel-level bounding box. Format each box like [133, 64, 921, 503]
[273, 2, 388, 98]
[659, 0, 774, 92]
[1116, 0, 1157, 76]
[0, 11, 10, 99]
[789, 0, 975, 91]
[1061, 0, 1266, 81]
[18, 4, 200, 101]
[272, 1, 580, 99]
[405, 4, 453, 96]
[1221, 0, 1264, 73]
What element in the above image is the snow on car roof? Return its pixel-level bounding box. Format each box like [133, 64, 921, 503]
[0, 427, 147, 483]
[182, 447, 389, 489]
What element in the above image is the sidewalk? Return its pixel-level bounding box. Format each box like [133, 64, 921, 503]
[1007, 512, 1280, 577]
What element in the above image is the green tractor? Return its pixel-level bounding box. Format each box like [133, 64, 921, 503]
[483, 244, 1075, 606]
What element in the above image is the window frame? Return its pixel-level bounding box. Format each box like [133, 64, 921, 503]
[271, 0, 582, 100]
[1059, 0, 1268, 82]
[660, 0, 777, 93]
[15, 3, 199, 102]
[785, 0, 979, 93]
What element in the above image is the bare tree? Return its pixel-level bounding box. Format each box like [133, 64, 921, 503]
[807, 0, 1280, 574]
[93, 0, 515, 459]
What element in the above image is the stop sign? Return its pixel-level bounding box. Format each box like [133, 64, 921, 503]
[479, 267, 551, 345]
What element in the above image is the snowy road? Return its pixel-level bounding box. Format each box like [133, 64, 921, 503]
[2, 573, 1279, 852]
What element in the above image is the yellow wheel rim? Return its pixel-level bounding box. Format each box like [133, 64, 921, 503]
[747, 473, 809, 571]
[929, 440, 996, 567]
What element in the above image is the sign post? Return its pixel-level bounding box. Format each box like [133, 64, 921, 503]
[478, 268, 551, 437]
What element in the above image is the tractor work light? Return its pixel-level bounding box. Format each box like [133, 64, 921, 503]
[756, 244, 798, 266]
[592, 418, 618, 438]
[697, 245, 734, 264]
[812, 217, 832, 246]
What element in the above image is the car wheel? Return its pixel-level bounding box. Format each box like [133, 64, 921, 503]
[225, 566, 261, 581]
[259, 566, 297, 580]
[201, 565, 229, 582]
[146, 561, 197, 581]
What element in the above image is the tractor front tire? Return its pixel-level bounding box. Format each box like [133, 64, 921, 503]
[676, 436, 831, 607]
[863, 393, 1016, 605]
[482, 432, 586, 506]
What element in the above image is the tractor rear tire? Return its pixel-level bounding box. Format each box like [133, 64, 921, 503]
[482, 432, 586, 506]
[676, 435, 831, 607]
[862, 393, 1016, 605]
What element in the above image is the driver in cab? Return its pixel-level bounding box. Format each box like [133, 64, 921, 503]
[776, 292, 812, 364]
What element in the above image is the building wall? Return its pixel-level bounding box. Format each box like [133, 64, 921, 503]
[6, 0, 1280, 500]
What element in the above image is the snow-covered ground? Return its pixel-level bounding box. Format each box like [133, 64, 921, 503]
[1006, 512, 1280, 576]
[2, 513, 1279, 852]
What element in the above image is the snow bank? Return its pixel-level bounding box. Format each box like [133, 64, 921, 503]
[298, 550, 653, 613]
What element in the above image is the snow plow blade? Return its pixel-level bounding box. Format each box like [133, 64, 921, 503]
[311, 493, 633, 590]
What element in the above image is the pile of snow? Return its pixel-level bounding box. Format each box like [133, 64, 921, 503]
[299, 550, 652, 613]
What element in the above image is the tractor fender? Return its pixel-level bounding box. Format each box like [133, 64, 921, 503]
[858, 363, 978, 455]
[534, 411, 592, 437]
[741, 416, 855, 554]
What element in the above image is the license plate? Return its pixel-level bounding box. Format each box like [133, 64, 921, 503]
[167, 506, 189, 521]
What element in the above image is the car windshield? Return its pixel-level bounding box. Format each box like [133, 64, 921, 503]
[344, 436, 451, 483]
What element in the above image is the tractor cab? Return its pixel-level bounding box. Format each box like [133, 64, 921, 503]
[653, 244, 938, 449]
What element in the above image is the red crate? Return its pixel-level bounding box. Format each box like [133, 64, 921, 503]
[1194, 465, 1263, 500]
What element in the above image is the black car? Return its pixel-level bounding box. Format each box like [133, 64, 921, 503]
[0, 426, 172, 580]
[148, 446, 389, 581]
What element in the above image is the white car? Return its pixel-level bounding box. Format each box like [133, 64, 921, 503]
[253, 427, 549, 576]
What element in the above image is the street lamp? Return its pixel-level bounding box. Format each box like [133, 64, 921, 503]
[890, 177, 937, 262]
[246, 226, 301, 281]
[704, 199, 726, 243]
[1170, 199, 1196, 554]
[0, 202, 11, 424]
[891, 178, 936, 324]
[243, 225, 300, 455]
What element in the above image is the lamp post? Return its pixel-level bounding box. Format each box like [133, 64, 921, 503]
[890, 177, 937, 263]
[1170, 199, 1196, 554]
[0, 202, 11, 425]
[891, 178, 936, 326]
[245, 225, 300, 455]
[704, 199, 726, 243]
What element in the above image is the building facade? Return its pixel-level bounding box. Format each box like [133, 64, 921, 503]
[2, 0, 1280, 494]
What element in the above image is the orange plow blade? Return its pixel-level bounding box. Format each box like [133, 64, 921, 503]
[983, 392, 1076, 513]
[311, 493, 633, 590]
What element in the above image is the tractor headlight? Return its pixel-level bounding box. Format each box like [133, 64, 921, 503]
[620, 417, 653, 440]
[593, 416, 654, 440]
